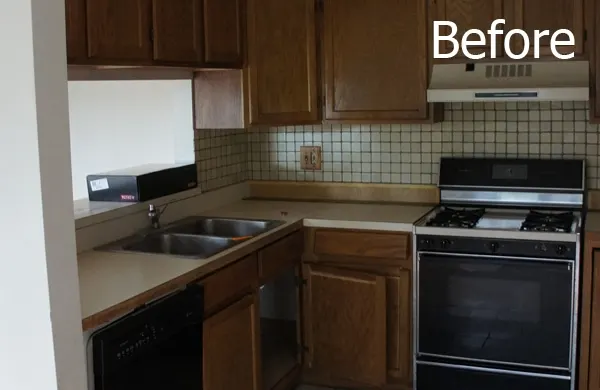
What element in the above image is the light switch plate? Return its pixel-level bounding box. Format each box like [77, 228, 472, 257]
[300, 146, 322, 170]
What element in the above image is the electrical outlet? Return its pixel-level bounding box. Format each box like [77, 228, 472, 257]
[300, 146, 322, 170]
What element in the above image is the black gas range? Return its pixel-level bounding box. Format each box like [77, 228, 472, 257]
[412, 157, 586, 390]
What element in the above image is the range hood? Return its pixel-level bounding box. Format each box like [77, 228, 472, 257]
[427, 60, 589, 102]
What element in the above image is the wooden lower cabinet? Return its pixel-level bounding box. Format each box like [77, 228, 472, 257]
[579, 232, 600, 390]
[302, 228, 413, 389]
[203, 293, 262, 390]
[302, 263, 387, 387]
[200, 230, 305, 390]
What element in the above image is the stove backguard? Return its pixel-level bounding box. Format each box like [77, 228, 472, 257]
[437, 158, 586, 210]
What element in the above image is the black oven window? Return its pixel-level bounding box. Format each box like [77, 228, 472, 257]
[418, 254, 573, 369]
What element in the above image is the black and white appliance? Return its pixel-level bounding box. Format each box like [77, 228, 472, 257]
[86, 284, 204, 390]
[412, 157, 586, 390]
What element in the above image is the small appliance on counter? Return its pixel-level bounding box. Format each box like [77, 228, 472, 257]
[86, 163, 197, 202]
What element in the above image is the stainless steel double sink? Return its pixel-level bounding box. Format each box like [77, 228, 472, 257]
[97, 216, 285, 259]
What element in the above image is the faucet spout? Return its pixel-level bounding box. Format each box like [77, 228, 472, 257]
[148, 204, 163, 229]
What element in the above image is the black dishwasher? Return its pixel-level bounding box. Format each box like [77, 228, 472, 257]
[91, 284, 204, 390]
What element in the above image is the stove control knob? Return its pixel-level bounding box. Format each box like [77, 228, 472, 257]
[489, 242, 499, 253]
[420, 239, 433, 248]
[556, 245, 567, 255]
[441, 239, 451, 249]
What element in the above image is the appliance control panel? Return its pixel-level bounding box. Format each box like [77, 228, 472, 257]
[417, 235, 577, 260]
[92, 284, 204, 371]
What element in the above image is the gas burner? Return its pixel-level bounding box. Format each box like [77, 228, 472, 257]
[520, 210, 574, 233]
[426, 207, 485, 228]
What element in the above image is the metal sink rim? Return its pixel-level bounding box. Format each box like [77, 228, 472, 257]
[94, 216, 287, 259]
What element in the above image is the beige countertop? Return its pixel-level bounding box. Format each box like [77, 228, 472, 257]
[78, 199, 432, 330]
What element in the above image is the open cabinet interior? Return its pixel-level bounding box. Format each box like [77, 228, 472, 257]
[260, 267, 300, 390]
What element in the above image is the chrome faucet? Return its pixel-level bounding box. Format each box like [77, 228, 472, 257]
[148, 203, 168, 229]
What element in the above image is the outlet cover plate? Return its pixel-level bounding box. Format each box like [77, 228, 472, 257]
[300, 146, 322, 170]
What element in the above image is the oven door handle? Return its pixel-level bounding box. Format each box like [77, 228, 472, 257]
[459, 264, 503, 273]
[417, 251, 575, 265]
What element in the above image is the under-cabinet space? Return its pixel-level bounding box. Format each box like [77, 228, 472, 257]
[259, 266, 301, 390]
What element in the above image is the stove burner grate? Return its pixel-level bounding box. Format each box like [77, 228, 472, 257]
[520, 210, 574, 233]
[425, 207, 485, 228]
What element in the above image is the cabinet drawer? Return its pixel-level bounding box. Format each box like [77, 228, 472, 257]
[258, 230, 303, 281]
[201, 254, 258, 314]
[314, 229, 410, 260]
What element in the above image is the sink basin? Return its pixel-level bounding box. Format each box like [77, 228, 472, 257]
[108, 233, 237, 258]
[163, 217, 285, 238]
[97, 217, 285, 258]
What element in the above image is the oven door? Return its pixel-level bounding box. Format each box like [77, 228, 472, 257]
[417, 252, 574, 371]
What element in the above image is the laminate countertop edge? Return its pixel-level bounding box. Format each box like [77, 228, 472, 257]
[79, 200, 432, 331]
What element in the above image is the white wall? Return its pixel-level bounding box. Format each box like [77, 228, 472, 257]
[0, 0, 87, 389]
[68, 79, 195, 200]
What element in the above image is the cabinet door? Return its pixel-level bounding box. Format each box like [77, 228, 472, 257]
[433, 0, 508, 60]
[322, 0, 431, 122]
[245, 0, 319, 125]
[303, 264, 387, 387]
[386, 269, 412, 387]
[86, 0, 152, 61]
[65, 0, 87, 60]
[204, 0, 244, 67]
[152, 0, 203, 63]
[512, 0, 585, 58]
[204, 293, 261, 390]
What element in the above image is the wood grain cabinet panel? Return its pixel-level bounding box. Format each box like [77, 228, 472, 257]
[303, 227, 413, 388]
[512, 0, 585, 58]
[314, 229, 410, 261]
[258, 231, 304, 282]
[152, 0, 203, 63]
[203, 0, 244, 66]
[302, 263, 387, 387]
[579, 234, 600, 390]
[66, 0, 87, 60]
[432, 0, 509, 59]
[203, 293, 261, 390]
[86, 0, 153, 61]
[201, 254, 258, 314]
[322, 0, 436, 122]
[245, 0, 319, 125]
[386, 270, 412, 385]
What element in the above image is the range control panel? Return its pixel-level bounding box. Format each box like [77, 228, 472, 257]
[417, 235, 577, 260]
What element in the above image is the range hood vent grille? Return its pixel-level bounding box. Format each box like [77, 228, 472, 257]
[485, 64, 533, 78]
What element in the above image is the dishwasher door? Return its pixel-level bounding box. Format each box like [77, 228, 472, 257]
[90, 284, 204, 390]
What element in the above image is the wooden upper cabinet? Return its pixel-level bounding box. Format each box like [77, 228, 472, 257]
[512, 0, 585, 58]
[203, 0, 244, 67]
[322, 0, 434, 122]
[65, 0, 87, 60]
[86, 0, 153, 61]
[302, 264, 387, 387]
[432, 0, 510, 60]
[245, 0, 319, 125]
[152, 0, 203, 63]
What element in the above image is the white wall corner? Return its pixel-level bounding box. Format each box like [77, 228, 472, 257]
[0, 0, 87, 389]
